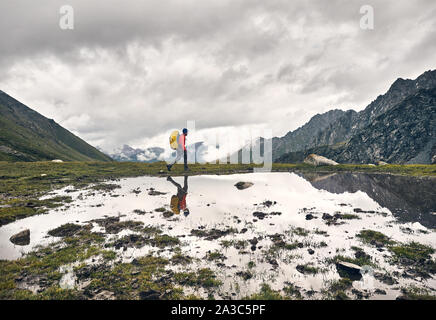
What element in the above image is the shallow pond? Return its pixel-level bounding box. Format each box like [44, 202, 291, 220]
[1, 172, 435, 299]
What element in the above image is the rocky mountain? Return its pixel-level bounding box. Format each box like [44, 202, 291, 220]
[0, 90, 112, 162]
[109, 144, 165, 162]
[278, 87, 436, 164]
[276, 69, 436, 164]
[310, 69, 436, 148]
[271, 109, 346, 159]
[234, 109, 346, 162]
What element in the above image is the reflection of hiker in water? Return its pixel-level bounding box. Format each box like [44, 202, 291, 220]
[167, 175, 189, 217]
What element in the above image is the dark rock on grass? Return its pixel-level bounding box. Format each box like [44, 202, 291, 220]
[375, 289, 387, 295]
[171, 253, 193, 265]
[148, 188, 167, 196]
[373, 272, 397, 285]
[236, 271, 253, 280]
[253, 212, 267, 220]
[48, 223, 82, 237]
[92, 217, 144, 234]
[234, 181, 253, 190]
[10, 229, 30, 245]
[133, 209, 148, 215]
[260, 200, 277, 207]
[253, 211, 281, 220]
[322, 213, 333, 220]
[91, 183, 121, 192]
[352, 289, 370, 300]
[266, 257, 279, 268]
[389, 242, 436, 278]
[139, 289, 161, 300]
[110, 233, 179, 250]
[76, 264, 109, 281]
[112, 234, 147, 250]
[131, 188, 141, 194]
[190, 227, 237, 241]
[335, 261, 362, 280]
[162, 211, 174, 218]
[296, 264, 319, 275]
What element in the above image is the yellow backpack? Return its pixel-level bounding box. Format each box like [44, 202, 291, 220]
[170, 195, 180, 214]
[169, 130, 179, 150]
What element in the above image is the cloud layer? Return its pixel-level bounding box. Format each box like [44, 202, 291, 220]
[0, 0, 435, 153]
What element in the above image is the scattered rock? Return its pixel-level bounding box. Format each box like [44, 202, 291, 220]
[10, 229, 30, 246]
[260, 200, 276, 207]
[190, 228, 237, 241]
[377, 161, 388, 166]
[253, 212, 267, 220]
[304, 154, 338, 166]
[336, 261, 362, 280]
[51, 159, 63, 163]
[162, 211, 174, 218]
[322, 213, 333, 220]
[234, 181, 254, 190]
[306, 214, 316, 220]
[148, 188, 167, 196]
[139, 289, 161, 300]
[308, 249, 315, 255]
[375, 289, 387, 295]
[236, 271, 253, 280]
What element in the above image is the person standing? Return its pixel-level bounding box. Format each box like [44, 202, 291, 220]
[167, 128, 189, 171]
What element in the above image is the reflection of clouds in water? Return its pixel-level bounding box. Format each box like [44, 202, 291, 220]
[0, 172, 435, 299]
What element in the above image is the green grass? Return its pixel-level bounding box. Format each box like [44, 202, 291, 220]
[174, 268, 222, 288]
[356, 229, 395, 246]
[243, 283, 284, 300]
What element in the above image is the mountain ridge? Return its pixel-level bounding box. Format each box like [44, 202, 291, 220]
[0, 91, 112, 162]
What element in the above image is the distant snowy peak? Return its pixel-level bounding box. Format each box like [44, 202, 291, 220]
[110, 144, 165, 162]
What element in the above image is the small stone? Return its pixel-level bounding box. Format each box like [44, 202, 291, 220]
[10, 229, 30, 246]
[234, 181, 254, 190]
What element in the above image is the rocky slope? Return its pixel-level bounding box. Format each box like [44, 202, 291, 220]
[234, 109, 346, 162]
[310, 70, 436, 148]
[277, 70, 436, 164]
[0, 90, 112, 162]
[278, 87, 436, 164]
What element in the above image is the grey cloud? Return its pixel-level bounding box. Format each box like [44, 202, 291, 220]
[0, 0, 435, 151]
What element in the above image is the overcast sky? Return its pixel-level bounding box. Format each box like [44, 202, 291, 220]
[0, 0, 435, 154]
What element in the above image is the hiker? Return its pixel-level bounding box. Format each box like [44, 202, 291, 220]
[167, 175, 189, 217]
[167, 128, 189, 171]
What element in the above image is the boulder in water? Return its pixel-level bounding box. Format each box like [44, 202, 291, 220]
[234, 181, 254, 190]
[377, 161, 388, 166]
[10, 229, 30, 246]
[304, 154, 338, 166]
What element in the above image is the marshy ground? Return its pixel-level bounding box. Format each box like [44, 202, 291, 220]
[0, 162, 435, 300]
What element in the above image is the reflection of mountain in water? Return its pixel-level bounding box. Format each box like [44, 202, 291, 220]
[299, 172, 436, 228]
